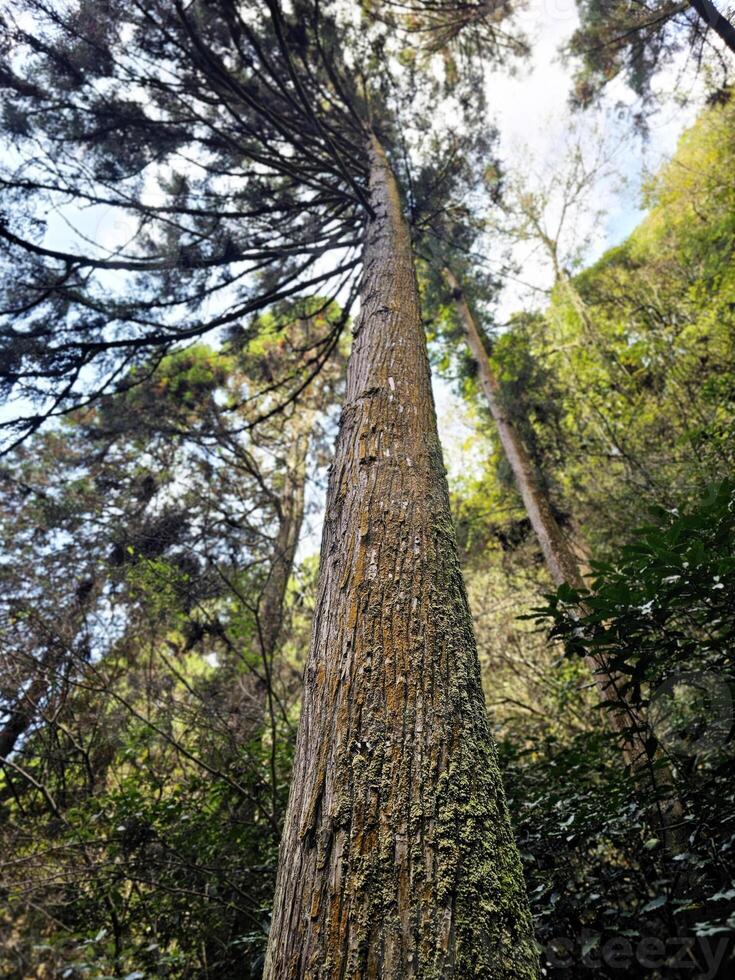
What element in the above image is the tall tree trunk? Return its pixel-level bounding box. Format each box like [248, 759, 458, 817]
[264, 137, 538, 980]
[444, 267, 686, 847]
[444, 266, 639, 726]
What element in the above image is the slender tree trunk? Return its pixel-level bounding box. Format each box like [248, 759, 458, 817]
[444, 268, 647, 750]
[259, 422, 310, 665]
[444, 267, 686, 847]
[264, 137, 538, 980]
[445, 270, 585, 592]
[236, 420, 311, 736]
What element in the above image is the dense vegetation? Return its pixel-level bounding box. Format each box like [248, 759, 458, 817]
[1, 1, 734, 976]
[441, 91, 735, 978]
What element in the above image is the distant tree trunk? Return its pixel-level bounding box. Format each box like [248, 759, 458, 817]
[230, 417, 312, 737]
[444, 268, 587, 592]
[444, 268, 647, 742]
[260, 421, 310, 663]
[444, 267, 686, 846]
[264, 137, 538, 980]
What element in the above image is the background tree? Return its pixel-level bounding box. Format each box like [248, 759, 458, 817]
[566, 0, 735, 107]
[0, 0, 366, 448]
[367, 0, 529, 64]
[0, 304, 342, 978]
[434, 89, 735, 976]
[509, 92, 735, 544]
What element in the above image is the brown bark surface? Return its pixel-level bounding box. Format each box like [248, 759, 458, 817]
[689, 0, 735, 54]
[264, 139, 538, 979]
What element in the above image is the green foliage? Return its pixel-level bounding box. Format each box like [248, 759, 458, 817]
[486, 92, 735, 553]
[566, 0, 724, 108]
[2, 739, 290, 978]
[125, 557, 193, 621]
[0, 304, 335, 977]
[541, 481, 735, 695]
[506, 484, 735, 976]
[500, 730, 659, 978]
[443, 94, 735, 977]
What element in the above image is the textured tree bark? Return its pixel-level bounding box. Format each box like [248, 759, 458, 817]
[445, 268, 686, 847]
[263, 137, 539, 980]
